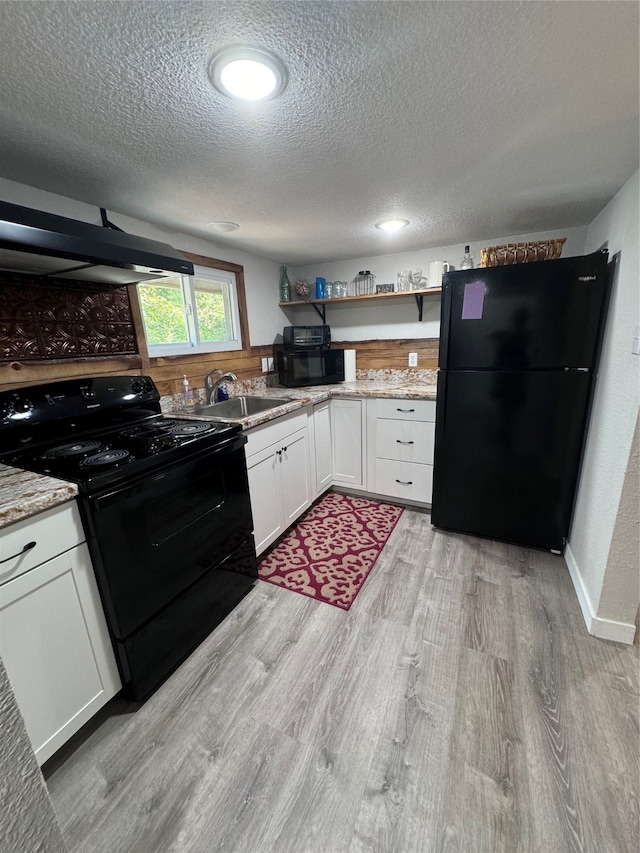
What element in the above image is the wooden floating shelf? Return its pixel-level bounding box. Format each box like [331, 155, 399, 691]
[279, 287, 442, 322]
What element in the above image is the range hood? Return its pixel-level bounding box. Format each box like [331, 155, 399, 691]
[0, 200, 194, 287]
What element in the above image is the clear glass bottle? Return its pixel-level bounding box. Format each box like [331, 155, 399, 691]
[459, 245, 474, 270]
[279, 265, 291, 302]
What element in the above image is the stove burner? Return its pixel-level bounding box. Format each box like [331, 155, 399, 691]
[81, 449, 131, 468]
[43, 440, 104, 459]
[169, 423, 216, 437]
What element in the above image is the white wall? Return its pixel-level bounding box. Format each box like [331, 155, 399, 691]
[566, 170, 640, 643]
[0, 178, 283, 347]
[288, 227, 587, 341]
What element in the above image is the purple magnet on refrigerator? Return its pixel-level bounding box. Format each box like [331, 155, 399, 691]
[461, 280, 486, 320]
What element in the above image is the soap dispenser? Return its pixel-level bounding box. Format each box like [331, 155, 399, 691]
[182, 375, 194, 406]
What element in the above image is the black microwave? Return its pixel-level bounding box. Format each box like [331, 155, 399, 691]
[276, 347, 344, 387]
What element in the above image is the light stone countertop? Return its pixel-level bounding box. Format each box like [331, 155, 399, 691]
[169, 379, 438, 431]
[0, 465, 78, 529]
[0, 376, 437, 529]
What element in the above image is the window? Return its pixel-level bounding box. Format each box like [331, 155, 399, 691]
[138, 267, 242, 356]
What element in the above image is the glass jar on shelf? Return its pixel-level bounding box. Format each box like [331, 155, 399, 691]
[355, 270, 375, 295]
[279, 265, 291, 302]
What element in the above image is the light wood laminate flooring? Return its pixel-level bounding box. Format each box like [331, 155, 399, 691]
[44, 509, 639, 853]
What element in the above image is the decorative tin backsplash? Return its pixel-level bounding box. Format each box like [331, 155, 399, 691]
[0, 274, 137, 361]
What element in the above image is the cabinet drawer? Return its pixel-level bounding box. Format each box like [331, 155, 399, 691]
[0, 501, 84, 585]
[375, 459, 433, 504]
[376, 419, 434, 464]
[245, 409, 308, 458]
[376, 398, 436, 422]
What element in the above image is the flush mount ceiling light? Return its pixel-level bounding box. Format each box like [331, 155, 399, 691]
[207, 221, 240, 232]
[375, 218, 410, 233]
[208, 46, 287, 101]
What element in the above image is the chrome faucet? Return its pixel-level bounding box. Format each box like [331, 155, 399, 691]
[205, 369, 238, 404]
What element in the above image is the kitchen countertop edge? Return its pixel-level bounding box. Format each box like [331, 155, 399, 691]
[174, 381, 437, 430]
[0, 467, 78, 529]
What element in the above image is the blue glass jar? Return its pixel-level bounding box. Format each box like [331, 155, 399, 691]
[315, 277, 325, 299]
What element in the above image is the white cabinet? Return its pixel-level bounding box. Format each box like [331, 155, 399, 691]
[246, 410, 312, 555]
[0, 502, 121, 765]
[331, 397, 366, 489]
[367, 398, 436, 505]
[312, 400, 332, 496]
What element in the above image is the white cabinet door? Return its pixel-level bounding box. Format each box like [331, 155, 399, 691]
[247, 423, 312, 557]
[331, 398, 365, 487]
[247, 444, 283, 555]
[313, 400, 332, 495]
[0, 544, 121, 765]
[280, 428, 311, 526]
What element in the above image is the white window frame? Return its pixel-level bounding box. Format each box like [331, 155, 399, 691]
[139, 266, 242, 357]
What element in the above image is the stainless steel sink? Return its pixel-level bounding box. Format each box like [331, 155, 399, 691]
[192, 396, 293, 418]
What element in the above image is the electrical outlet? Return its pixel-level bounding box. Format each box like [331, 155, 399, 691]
[408, 352, 418, 367]
[632, 325, 640, 356]
[261, 357, 269, 373]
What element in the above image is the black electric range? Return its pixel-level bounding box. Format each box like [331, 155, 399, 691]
[0, 375, 241, 490]
[0, 376, 258, 701]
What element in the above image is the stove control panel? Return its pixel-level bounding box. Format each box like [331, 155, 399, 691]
[0, 376, 162, 449]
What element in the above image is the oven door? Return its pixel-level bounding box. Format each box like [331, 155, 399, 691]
[80, 434, 256, 641]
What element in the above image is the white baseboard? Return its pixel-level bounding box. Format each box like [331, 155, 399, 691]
[564, 544, 636, 645]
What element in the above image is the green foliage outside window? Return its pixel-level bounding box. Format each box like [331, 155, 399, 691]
[139, 283, 188, 345]
[138, 270, 240, 353]
[195, 289, 228, 342]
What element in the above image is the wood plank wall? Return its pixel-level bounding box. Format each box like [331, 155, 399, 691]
[0, 338, 439, 394]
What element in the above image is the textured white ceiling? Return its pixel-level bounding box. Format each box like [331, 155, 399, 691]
[0, 1, 637, 265]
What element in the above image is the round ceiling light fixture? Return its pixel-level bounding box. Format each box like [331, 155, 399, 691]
[375, 218, 409, 233]
[208, 46, 287, 101]
[207, 221, 240, 232]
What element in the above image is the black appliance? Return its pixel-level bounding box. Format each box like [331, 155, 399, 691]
[0, 376, 257, 701]
[277, 324, 344, 387]
[431, 250, 610, 553]
[276, 347, 345, 387]
[283, 324, 332, 349]
[0, 200, 194, 287]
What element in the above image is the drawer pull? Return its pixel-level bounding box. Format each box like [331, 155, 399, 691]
[396, 440, 414, 445]
[395, 479, 413, 486]
[0, 540, 36, 565]
[396, 408, 415, 413]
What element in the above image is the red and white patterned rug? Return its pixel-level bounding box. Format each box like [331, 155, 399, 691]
[258, 491, 404, 610]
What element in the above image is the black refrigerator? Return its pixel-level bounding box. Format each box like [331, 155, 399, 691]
[431, 250, 609, 553]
